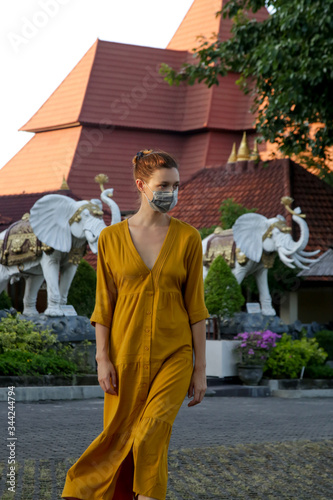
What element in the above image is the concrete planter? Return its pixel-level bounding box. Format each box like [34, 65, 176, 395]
[0, 374, 98, 387]
[206, 339, 242, 378]
[259, 378, 333, 390]
[259, 378, 333, 398]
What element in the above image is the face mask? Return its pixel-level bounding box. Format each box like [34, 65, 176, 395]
[141, 180, 178, 213]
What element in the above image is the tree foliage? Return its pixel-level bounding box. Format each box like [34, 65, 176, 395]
[219, 197, 257, 229]
[160, 0, 333, 185]
[67, 258, 97, 317]
[204, 254, 245, 317]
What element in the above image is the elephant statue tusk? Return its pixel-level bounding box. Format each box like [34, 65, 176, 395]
[279, 254, 296, 268]
[298, 249, 321, 257]
[278, 246, 293, 258]
[281, 196, 306, 218]
[278, 246, 295, 264]
[294, 253, 321, 265]
[292, 253, 311, 270]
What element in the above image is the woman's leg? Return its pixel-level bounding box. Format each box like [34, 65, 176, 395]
[132, 355, 193, 500]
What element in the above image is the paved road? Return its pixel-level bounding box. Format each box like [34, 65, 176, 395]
[1, 396, 333, 499]
[1, 395, 332, 461]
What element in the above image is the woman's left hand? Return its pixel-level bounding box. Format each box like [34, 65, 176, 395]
[187, 366, 207, 407]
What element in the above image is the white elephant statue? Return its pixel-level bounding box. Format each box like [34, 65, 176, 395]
[0, 176, 121, 316]
[202, 197, 321, 316]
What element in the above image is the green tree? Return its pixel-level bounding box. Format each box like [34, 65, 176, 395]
[160, 0, 333, 186]
[0, 290, 12, 310]
[67, 258, 97, 317]
[198, 197, 256, 239]
[204, 254, 245, 316]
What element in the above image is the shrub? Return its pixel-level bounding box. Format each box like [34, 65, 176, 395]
[67, 258, 97, 317]
[198, 226, 220, 240]
[304, 364, 333, 379]
[263, 333, 328, 379]
[0, 313, 94, 375]
[204, 255, 245, 317]
[0, 349, 77, 376]
[0, 290, 12, 309]
[0, 314, 57, 354]
[314, 330, 333, 360]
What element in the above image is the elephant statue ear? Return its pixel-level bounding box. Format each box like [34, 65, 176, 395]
[90, 199, 103, 210]
[30, 194, 77, 252]
[232, 213, 269, 263]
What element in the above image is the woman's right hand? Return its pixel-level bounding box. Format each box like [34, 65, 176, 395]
[96, 356, 118, 395]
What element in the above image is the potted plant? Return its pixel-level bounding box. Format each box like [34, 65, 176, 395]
[233, 330, 282, 385]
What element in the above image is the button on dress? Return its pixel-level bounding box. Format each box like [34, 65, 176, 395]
[61, 215, 209, 500]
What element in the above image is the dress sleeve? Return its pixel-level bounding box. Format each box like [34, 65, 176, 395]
[90, 230, 118, 328]
[182, 229, 210, 325]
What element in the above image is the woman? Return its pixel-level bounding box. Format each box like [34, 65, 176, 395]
[62, 149, 209, 500]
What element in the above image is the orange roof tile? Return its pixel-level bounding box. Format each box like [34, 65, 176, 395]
[167, 0, 269, 50]
[20, 41, 98, 132]
[167, 0, 222, 50]
[0, 127, 82, 195]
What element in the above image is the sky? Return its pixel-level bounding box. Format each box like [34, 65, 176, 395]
[0, 0, 195, 171]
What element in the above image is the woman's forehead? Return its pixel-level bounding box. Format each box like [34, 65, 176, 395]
[151, 168, 180, 183]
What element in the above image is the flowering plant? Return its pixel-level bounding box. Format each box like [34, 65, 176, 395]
[233, 330, 282, 366]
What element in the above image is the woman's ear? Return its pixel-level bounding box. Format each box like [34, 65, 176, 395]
[136, 179, 145, 193]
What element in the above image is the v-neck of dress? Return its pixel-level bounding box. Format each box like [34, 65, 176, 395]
[125, 216, 174, 274]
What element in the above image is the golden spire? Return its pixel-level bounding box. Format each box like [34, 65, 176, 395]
[236, 132, 250, 161]
[60, 175, 69, 190]
[227, 142, 237, 163]
[249, 139, 260, 161]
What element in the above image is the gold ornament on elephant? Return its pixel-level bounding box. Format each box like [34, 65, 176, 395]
[68, 202, 104, 225]
[281, 196, 306, 218]
[95, 173, 109, 192]
[0, 215, 53, 267]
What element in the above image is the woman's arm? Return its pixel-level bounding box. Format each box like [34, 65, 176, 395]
[188, 318, 207, 407]
[95, 322, 117, 395]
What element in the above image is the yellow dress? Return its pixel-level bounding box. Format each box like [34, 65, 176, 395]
[61, 215, 209, 500]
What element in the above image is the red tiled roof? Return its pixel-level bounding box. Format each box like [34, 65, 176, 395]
[170, 158, 333, 256]
[291, 160, 333, 253]
[18, 38, 259, 134]
[0, 213, 12, 226]
[0, 126, 253, 205]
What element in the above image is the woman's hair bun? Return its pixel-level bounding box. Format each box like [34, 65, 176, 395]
[132, 149, 153, 167]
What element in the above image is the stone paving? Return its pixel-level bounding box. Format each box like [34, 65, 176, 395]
[0, 396, 332, 499]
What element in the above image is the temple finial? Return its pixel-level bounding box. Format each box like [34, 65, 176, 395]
[227, 142, 237, 163]
[237, 132, 250, 161]
[249, 139, 260, 161]
[60, 175, 69, 190]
